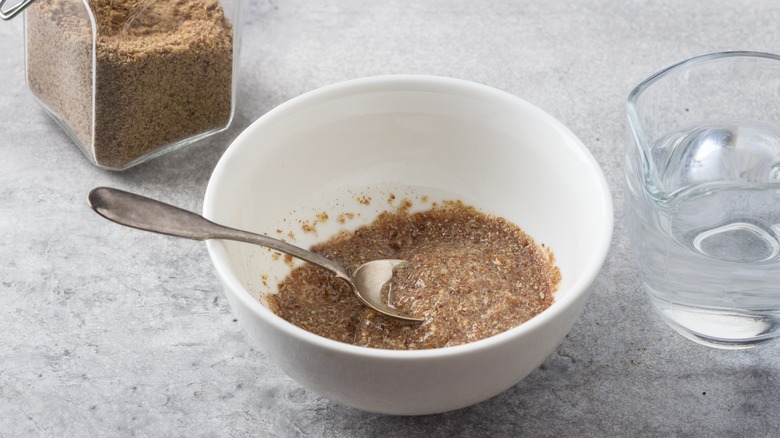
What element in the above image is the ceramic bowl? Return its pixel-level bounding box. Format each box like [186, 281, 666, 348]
[203, 75, 613, 415]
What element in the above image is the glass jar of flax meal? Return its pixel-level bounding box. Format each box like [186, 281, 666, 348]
[23, 0, 241, 170]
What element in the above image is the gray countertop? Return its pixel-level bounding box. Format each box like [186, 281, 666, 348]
[2, 1, 780, 436]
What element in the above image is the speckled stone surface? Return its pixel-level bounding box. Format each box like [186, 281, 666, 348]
[2, 1, 780, 436]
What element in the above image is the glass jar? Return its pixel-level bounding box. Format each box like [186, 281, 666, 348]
[24, 0, 241, 170]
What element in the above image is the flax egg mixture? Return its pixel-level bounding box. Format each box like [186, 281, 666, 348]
[267, 199, 561, 350]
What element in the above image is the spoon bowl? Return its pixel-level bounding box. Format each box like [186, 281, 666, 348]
[87, 186, 423, 322]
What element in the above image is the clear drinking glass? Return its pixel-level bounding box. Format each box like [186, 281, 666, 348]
[24, 0, 242, 170]
[626, 51, 780, 349]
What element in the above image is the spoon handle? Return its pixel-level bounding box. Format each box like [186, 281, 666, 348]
[87, 187, 352, 281]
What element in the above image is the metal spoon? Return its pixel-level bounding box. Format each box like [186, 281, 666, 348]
[87, 187, 423, 323]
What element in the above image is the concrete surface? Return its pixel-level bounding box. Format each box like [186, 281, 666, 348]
[2, 1, 780, 436]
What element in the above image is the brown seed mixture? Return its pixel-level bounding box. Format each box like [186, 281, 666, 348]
[268, 201, 561, 350]
[26, 0, 234, 169]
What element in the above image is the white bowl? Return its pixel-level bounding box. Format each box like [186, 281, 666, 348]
[204, 75, 613, 415]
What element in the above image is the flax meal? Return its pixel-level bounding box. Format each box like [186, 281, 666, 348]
[268, 201, 561, 350]
[26, 0, 234, 169]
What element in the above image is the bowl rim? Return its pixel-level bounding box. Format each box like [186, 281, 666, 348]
[204, 74, 614, 359]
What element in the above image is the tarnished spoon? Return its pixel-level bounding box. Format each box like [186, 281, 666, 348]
[87, 187, 423, 323]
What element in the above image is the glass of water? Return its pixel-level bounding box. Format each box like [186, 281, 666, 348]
[626, 51, 780, 349]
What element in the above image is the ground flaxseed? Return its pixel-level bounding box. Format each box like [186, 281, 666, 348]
[268, 200, 561, 350]
[26, 0, 234, 169]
